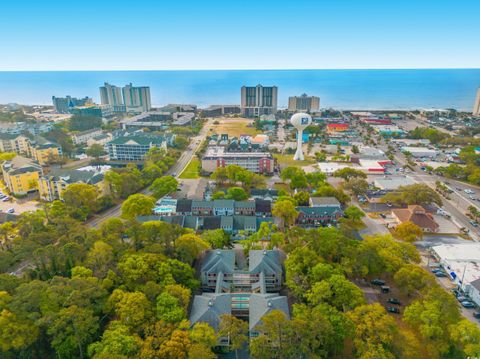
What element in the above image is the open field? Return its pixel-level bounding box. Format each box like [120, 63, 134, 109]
[273, 153, 316, 168]
[209, 117, 260, 137]
[179, 156, 201, 179]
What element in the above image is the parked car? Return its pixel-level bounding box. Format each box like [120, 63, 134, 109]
[465, 189, 475, 194]
[387, 298, 401, 305]
[470, 220, 479, 227]
[387, 307, 400, 314]
[6, 208, 14, 214]
[473, 312, 480, 319]
[435, 272, 447, 277]
[457, 296, 468, 302]
[2, 197, 10, 202]
[380, 213, 387, 219]
[381, 286, 390, 293]
[371, 279, 385, 286]
[452, 288, 461, 297]
[461, 301, 475, 308]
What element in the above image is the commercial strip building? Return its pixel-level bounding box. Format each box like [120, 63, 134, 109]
[401, 146, 439, 158]
[52, 96, 92, 114]
[241, 85, 278, 117]
[318, 159, 391, 175]
[288, 93, 320, 112]
[202, 146, 274, 174]
[373, 176, 416, 191]
[1, 156, 43, 195]
[189, 249, 289, 339]
[431, 243, 480, 306]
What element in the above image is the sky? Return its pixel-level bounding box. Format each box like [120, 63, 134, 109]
[1, 0, 479, 71]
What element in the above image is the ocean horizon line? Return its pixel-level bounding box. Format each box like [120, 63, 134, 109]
[0, 67, 480, 73]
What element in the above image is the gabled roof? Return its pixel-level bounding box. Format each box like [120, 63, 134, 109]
[249, 250, 283, 276]
[189, 293, 232, 331]
[249, 293, 290, 331]
[203, 216, 221, 230]
[234, 201, 256, 209]
[392, 205, 439, 230]
[213, 199, 235, 209]
[43, 168, 104, 185]
[201, 250, 236, 275]
[192, 200, 213, 209]
[296, 206, 343, 217]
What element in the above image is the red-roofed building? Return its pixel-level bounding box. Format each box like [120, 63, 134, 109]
[327, 123, 349, 134]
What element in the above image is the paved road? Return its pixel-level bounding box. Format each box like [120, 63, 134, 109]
[88, 119, 213, 228]
[391, 151, 480, 241]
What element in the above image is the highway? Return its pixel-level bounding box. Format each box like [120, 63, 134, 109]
[87, 119, 213, 228]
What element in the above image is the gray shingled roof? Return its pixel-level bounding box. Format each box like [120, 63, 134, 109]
[249, 293, 290, 331]
[310, 196, 341, 207]
[249, 250, 283, 277]
[189, 293, 232, 331]
[201, 250, 236, 275]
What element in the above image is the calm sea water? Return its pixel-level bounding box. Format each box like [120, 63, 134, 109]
[0, 69, 479, 110]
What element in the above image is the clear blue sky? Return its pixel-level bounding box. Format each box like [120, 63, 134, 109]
[1, 0, 479, 71]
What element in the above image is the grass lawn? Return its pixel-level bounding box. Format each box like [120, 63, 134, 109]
[179, 157, 200, 179]
[210, 118, 260, 137]
[273, 153, 316, 168]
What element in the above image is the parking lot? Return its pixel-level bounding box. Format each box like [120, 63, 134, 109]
[0, 193, 41, 215]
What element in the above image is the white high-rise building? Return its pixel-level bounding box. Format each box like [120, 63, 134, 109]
[122, 83, 152, 112]
[99, 82, 124, 112]
[474, 88, 480, 117]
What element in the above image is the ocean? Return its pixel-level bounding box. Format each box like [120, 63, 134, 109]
[0, 69, 479, 111]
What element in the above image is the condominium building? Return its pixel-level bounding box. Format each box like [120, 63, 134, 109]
[241, 85, 278, 117]
[30, 142, 63, 165]
[474, 88, 480, 116]
[69, 105, 113, 118]
[1, 156, 43, 195]
[189, 249, 289, 339]
[0, 134, 32, 155]
[38, 168, 104, 201]
[71, 128, 103, 145]
[107, 134, 168, 161]
[99, 82, 124, 112]
[52, 96, 92, 114]
[122, 83, 152, 112]
[201, 146, 274, 174]
[288, 93, 320, 112]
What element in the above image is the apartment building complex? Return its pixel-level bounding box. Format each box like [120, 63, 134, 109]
[201, 146, 273, 174]
[1, 156, 43, 195]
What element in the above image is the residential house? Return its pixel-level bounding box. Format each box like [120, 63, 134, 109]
[391, 205, 439, 232]
[234, 201, 256, 216]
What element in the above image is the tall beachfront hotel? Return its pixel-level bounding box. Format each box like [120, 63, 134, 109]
[474, 88, 480, 116]
[241, 84, 278, 117]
